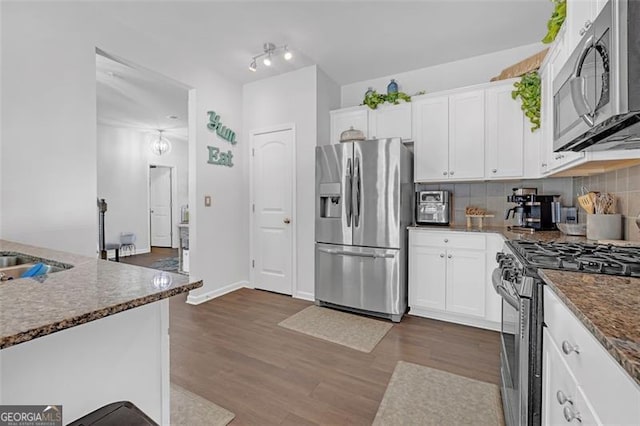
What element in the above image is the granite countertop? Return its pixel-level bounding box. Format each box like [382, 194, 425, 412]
[0, 240, 202, 350]
[408, 224, 589, 243]
[539, 269, 640, 387]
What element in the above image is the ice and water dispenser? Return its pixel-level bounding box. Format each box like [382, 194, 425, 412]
[319, 183, 342, 218]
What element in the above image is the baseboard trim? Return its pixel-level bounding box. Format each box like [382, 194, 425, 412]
[293, 291, 314, 301]
[186, 281, 249, 305]
[408, 307, 500, 332]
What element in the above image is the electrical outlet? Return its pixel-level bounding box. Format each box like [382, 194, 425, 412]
[204, 195, 212, 207]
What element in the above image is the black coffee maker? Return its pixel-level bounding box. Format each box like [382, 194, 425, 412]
[505, 188, 560, 231]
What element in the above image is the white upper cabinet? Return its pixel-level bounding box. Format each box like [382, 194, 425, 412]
[413, 89, 485, 182]
[368, 103, 412, 140]
[485, 80, 525, 179]
[413, 95, 450, 181]
[448, 90, 485, 180]
[565, 0, 608, 55]
[329, 106, 369, 144]
[330, 103, 412, 145]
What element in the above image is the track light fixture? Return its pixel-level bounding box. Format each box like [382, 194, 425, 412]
[248, 42, 293, 72]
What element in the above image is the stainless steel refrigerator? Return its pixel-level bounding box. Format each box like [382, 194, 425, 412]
[315, 137, 413, 322]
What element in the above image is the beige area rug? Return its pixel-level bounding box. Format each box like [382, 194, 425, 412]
[373, 361, 504, 426]
[278, 305, 393, 353]
[171, 383, 235, 426]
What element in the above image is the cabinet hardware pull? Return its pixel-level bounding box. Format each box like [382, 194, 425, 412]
[561, 340, 580, 355]
[444, 239, 449, 243]
[579, 28, 586, 36]
[447, 254, 452, 259]
[563, 405, 582, 423]
[584, 19, 592, 29]
[492, 169, 497, 173]
[443, 171, 448, 176]
[556, 390, 573, 406]
[449, 171, 455, 175]
[439, 253, 445, 258]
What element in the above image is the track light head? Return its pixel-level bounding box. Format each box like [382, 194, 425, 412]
[283, 46, 293, 61]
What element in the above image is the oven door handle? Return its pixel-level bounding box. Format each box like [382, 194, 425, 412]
[497, 285, 520, 310]
[492, 269, 520, 310]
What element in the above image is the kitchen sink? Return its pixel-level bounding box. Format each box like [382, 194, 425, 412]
[0, 252, 73, 281]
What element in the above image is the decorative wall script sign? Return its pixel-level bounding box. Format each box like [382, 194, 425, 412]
[207, 111, 237, 144]
[207, 146, 234, 167]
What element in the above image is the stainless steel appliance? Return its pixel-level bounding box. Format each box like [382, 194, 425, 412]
[416, 190, 450, 225]
[505, 189, 561, 231]
[494, 240, 640, 426]
[315, 138, 413, 322]
[553, 0, 640, 152]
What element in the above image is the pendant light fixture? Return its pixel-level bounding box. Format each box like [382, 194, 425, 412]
[248, 42, 293, 72]
[151, 130, 171, 156]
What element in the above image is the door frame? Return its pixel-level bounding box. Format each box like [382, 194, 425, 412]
[249, 123, 297, 296]
[147, 163, 177, 249]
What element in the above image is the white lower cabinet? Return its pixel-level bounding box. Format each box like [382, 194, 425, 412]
[408, 230, 500, 330]
[543, 287, 640, 425]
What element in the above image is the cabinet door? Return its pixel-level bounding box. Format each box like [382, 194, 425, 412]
[369, 103, 412, 140]
[330, 107, 369, 144]
[409, 245, 446, 311]
[445, 248, 486, 317]
[543, 331, 580, 426]
[566, 0, 595, 54]
[485, 81, 524, 178]
[413, 96, 449, 181]
[449, 90, 485, 180]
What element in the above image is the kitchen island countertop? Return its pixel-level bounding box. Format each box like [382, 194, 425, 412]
[539, 269, 640, 387]
[0, 239, 202, 350]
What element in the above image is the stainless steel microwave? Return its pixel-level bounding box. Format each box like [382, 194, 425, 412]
[553, 0, 640, 152]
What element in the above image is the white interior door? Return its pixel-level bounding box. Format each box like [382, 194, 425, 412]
[252, 128, 294, 295]
[150, 166, 172, 247]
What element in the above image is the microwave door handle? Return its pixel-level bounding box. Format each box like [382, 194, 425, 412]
[570, 77, 595, 127]
[570, 34, 596, 127]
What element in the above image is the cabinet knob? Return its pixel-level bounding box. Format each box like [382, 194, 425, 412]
[556, 390, 573, 406]
[449, 171, 455, 175]
[561, 340, 580, 355]
[541, 163, 547, 167]
[284, 218, 291, 224]
[563, 405, 582, 423]
[584, 19, 592, 29]
[439, 253, 445, 258]
[492, 169, 497, 173]
[447, 254, 452, 259]
[579, 28, 586, 36]
[444, 239, 449, 243]
[443, 171, 448, 176]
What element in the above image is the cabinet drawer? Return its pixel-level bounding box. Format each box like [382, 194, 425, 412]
[544, 287, 640, 424]
[410, 230, 486, 250]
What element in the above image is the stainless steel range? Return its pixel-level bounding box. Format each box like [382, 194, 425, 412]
[494, 240, 640, 426]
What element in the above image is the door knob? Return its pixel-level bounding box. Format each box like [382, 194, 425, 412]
[284, 218, 291, 224]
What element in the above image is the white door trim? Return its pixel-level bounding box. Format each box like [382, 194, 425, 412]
[147, 164, 177, 248]
[249, 123, 297, 296]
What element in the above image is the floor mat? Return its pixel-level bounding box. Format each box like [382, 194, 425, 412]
[278, 305, 393, 353]
[149, 256, 179, 273]
[373, 361, 504, 426]
[171, 383, 235, 426]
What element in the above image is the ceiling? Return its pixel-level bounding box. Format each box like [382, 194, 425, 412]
[96, 0, 553, 86]
[96, 52, 188, 140]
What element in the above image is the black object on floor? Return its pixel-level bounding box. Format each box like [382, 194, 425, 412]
[67, 401, 157, 426]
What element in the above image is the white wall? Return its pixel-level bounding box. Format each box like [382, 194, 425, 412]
[317, 67, 341, 146]
[243, 65, 339, 300]
[97, 126, 188, 252]
[1, 2, 248, 300]
[341, 42, 545, 108]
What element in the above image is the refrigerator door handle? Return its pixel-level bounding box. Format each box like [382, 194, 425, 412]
[353, 157, 361, 227]
[346, 158, 352, 227]
[317, 247, 394, 259]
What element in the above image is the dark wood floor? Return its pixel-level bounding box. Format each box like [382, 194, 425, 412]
[168, 289, 501, 425]
[120, 246, 177, 267]
[121, 249, 500, 424]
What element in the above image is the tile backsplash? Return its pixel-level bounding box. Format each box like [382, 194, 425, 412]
[572, 164, 640, 242]
[416, 177, 574, 227]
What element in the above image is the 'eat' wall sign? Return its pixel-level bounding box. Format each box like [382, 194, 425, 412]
[206, 110, 236, 167]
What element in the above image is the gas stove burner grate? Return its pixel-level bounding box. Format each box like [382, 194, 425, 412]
[509, 240, 640, 278]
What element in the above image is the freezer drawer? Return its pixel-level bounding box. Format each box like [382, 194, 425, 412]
[315, 243, 406, 319]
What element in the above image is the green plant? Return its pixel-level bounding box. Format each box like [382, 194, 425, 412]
[512, 72, 541, 132]
[362, 90, 412, 109]
[542, 0, 566, 44]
